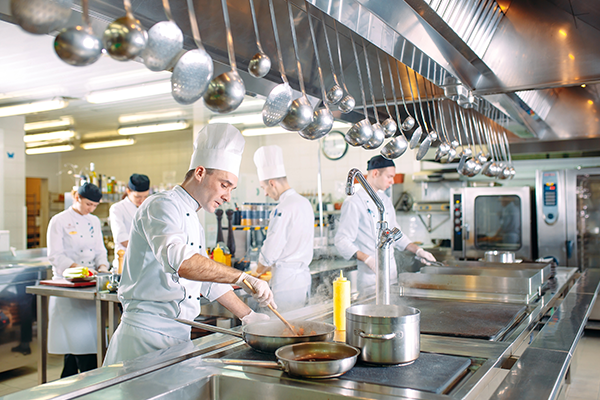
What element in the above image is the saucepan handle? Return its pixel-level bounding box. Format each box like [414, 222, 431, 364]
[174, 318, 244, 339]
[356, 329, 399, 340]
[203, 358, 282, 370]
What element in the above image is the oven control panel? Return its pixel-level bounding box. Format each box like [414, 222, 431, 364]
[541, 171, 558, 225]
[453, 194, 463, 251]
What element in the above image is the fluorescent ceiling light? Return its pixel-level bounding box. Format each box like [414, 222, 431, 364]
[241, 121, 352, 137]
[209, 113, 264, 126]
[86, 81, 171, 104]
[24, 116, 73, 131]
[23, 130, 75, 143]
[0, 98, 68, 117]
[118, 120, 189, 135]
[81, 138, 135, 150]
[25, 144, 75, 155]
[119, 110, 188, 124]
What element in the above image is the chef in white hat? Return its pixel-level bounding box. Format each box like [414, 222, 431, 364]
[253, 145, 314, 313]
[103, 124, 274, 366]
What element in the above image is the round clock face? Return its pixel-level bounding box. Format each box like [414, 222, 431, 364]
[321, 131, 348, 160]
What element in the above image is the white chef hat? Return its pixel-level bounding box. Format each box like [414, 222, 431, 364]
[189, 123, 245, 177]
[254, 145, 287, 182]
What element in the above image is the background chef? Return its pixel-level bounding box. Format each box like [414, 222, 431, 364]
[253, 145, 314, 313]
[103, 124, 274, 366]
[335, 155, 436, 295]
[47, 183, 109, 377]
[109, 173, 150, 262]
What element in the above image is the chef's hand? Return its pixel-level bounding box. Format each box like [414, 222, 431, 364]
[416, 248, 436, 263]
[364, 256, 377, 272]
[97, 265, 110, 274]
[241, 310, 271, 325]
[236, 273, 277, 309]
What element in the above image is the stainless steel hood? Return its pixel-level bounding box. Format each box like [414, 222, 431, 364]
[3, 0, 600, 152]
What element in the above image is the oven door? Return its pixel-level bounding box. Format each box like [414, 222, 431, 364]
[456, 187, 532, 261]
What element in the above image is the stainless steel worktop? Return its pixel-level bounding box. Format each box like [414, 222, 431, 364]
[4, 267, 598, 400]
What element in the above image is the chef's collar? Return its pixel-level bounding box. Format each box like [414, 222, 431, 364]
[173, 185, 200, 211]
[278, 187, 295, 202]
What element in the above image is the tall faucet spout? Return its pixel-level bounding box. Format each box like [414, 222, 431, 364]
[346, 168, 385, 223]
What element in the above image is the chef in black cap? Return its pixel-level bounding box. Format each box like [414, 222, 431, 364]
[109, 174, 150, 258]
[335, 155, 436, 295]
[46, 182, 109, 377]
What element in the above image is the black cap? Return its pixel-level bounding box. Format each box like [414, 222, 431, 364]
[128, 174, 150, 192]
[367, 155, 395, 171]
[78, 183, 102, 202]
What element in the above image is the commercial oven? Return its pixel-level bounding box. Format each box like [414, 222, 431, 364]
[450, 186, 535, 261]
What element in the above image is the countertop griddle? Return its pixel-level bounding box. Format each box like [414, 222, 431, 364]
[340, 352, 471, 394]
[397, 297, 527, 340]
[222, 348, 471, 394]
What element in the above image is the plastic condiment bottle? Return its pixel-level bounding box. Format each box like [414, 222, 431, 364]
[213, 245, 226, 264]
[333, 271, 351, 331]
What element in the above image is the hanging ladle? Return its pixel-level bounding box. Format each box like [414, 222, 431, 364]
[171, 0, 214, 105]
[54, 0, 102, 67]
[280, 1, 314, 131]
[333, 20, 355, 113]
[203, 0, 246, 113]
[141, 0, 183, 72]
[11, 0, 72, 35]
[396, 63, 416, 132]
[407, 68, 424, 149]
[434, 99, 451, 162]
[380, 55, 408, 160]
[416, 78, 439, 160]
[319, 12, 343, 105]
[345, 33, 373, 146]
[361, 39, 385, 150]
[262, 0, 293, 126]
[248, 0, 271, 78]
[376, 50, 397, 138]
[299, 12, 334, 140]
[102, 0, 147, 61]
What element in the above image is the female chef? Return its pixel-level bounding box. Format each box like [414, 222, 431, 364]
[47, 183, 109, 377]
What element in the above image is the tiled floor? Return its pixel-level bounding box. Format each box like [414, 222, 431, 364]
[0, 331, 599, 398]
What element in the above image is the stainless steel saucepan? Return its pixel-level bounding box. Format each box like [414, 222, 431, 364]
[175, 318, 335, 353]
[205, 341, 359, 379]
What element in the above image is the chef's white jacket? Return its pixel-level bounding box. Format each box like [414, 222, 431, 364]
[109, 196, 137, 253]
[335, 187, 412, 294]
[259, 188, 314, 312]
[104, 185, 232, 365]
[47, 207, 108, 354]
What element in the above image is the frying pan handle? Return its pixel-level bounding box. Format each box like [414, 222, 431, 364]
[203, 358, 282, 370]
[174, 318, 244, 339]
[356, 330, 399, 340]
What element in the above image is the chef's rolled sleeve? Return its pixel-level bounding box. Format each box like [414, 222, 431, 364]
[200, 282, 232, 302]
[335, 200, 361, 260]
[139, 198, 197, 274]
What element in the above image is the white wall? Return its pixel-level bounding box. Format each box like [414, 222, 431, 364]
[0, 116, 26, 249]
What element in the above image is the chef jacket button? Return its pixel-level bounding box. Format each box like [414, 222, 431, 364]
[188, 295, 192, 299]
[186, 213, 190, 216]
[197, 297, 200, 300]
[190, 242, 193, 246]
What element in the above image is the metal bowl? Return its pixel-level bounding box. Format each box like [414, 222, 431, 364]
[484, 251, 516, 263]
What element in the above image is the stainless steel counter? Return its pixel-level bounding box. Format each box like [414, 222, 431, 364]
[4, 267, 598, 400]
[25, 285, 120, 384]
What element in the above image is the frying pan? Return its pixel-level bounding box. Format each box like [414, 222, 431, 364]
[205, 342, 360, 379]
[175, 318, 335, 353]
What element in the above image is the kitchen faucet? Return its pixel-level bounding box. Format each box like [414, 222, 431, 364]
[346, 168, 403, 305]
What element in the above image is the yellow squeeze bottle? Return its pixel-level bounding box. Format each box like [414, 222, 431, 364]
[213, 245, 225, 264]
[333, 271, 351, 331]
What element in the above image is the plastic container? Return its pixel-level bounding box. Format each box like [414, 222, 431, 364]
[333, 271, 351, 331]
[241, 203, 251, 226]
[213, 246, 226, 264]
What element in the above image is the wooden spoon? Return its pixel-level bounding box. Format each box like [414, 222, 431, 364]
[242, 279, 300, 336]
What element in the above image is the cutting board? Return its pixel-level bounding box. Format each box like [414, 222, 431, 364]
[40, 279, 96, 288]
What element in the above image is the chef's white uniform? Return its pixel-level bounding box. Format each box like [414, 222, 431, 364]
[103, 186, 232, 366]
[335, 187, 412, 295]
[259, 188, 314, 312]
[109, 196, 137, 254]
[47, 208, 108, 354]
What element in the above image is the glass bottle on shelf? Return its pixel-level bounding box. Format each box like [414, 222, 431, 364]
[89, 163, 99, 186]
